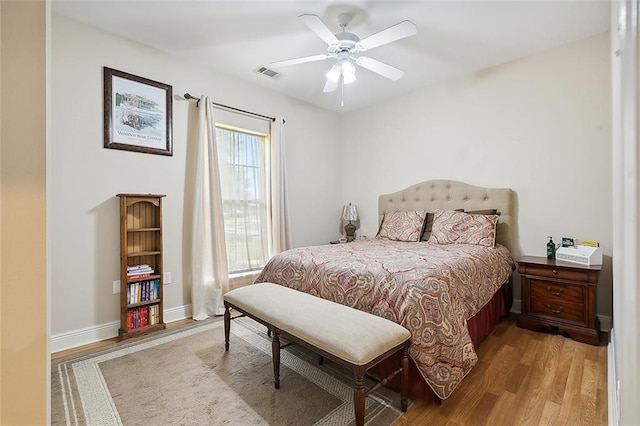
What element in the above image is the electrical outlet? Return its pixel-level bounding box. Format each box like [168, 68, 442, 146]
[163, 272, 171, 284]
[113, 280, 121, 294]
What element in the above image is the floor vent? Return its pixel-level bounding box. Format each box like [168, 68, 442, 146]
[254, 66, 282, 79]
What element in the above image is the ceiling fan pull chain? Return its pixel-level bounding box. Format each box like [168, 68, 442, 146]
[341, 78, 345, 107]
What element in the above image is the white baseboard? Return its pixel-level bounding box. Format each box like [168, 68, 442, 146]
[50, 320, 121, 354]
[509, 299, 612, 332]
[51, 304, 193, 354]
[164, 304, 192, 323]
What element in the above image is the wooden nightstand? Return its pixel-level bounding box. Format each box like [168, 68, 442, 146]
[517, 256, 601, 345]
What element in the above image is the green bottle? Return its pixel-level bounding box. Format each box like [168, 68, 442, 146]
[547, 237, 556, 259]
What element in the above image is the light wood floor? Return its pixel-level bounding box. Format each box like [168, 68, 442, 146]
[52, 315, 607, 425]
[396, 314, 608, 426]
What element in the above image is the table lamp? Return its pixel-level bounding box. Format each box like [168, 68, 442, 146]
[342, 203, 360, 242]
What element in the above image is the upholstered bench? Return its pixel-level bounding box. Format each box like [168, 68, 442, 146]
[223, 282, 411, 426]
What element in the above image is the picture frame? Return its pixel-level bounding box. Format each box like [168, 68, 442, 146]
[103, 67, 173, 156]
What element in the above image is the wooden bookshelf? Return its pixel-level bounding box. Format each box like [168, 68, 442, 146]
[117, 193, 166, 339]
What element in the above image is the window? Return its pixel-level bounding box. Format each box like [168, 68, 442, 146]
[216, 125, 269, 274]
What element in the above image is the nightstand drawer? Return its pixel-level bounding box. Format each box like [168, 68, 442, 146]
[529, 280, 584, 304]
[520, 264, 590, 282]
[529, 280, 585, 323]
[530, 296, 584, 323]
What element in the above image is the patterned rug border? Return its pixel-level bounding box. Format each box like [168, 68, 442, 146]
[53, 317, 404, 425]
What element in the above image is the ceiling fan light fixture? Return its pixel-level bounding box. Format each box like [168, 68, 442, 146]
[326, 64, 341, 83]
[343, 70, 356, 84]
[341, 60, 356, 84]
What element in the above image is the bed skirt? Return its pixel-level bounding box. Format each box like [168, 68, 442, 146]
[369, 281, 512, 400]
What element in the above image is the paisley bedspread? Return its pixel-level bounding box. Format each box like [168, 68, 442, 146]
[254, 238, 514, 399]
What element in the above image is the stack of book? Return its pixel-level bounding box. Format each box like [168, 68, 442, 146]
[127, 280, 160, 304]
[127, 264, 154, 280]
[127, 305, 161, 329]
[148, 305, 160, 325]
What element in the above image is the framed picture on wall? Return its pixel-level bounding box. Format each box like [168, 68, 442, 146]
[103, 67, 173, 156]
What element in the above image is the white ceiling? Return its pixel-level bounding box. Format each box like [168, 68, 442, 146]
[52, 1, 611, 113]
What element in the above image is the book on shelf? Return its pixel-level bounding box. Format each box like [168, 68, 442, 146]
[127, 266, 153, 275]
[127, 264, 150, 271]
[140, 306, 147, 327]
[127, 268, 153, 273]
[127, 273, 152, 280]
[149, 305, 155, 325]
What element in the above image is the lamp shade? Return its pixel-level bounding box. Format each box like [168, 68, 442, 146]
[326, 64, 341, 83]
[343, 203, 359, 222]
[341, 61, 356, 84]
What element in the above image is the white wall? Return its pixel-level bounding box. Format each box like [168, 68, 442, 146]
[341, 32, 613, 320]
[50, 14, 342, 339]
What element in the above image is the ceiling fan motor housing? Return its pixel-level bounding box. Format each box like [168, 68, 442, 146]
[328, 32, 360, 54]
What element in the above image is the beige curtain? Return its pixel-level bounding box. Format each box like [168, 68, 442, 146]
[269, 116, 292, 255]
[190, 96, 229, 319]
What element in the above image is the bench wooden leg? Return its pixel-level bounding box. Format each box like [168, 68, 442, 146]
[354, 369, 365, 426]
[272, 328, 281, 389]
[224, 304, 231, 351]
[400, 345, 409, 412]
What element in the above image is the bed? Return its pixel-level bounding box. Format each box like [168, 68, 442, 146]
[254, 180, 516, 401]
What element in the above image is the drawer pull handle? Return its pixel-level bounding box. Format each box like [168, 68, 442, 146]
[546, 303, 564, 314]
[546, 286, 564, 296]
[552, 269, 558, 274]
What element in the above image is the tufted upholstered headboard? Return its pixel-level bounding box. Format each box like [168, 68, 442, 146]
[378, 180, 515, 253]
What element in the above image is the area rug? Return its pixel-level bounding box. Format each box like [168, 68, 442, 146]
[51, 317, 406, 425]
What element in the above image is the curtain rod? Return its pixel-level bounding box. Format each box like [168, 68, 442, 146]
[184, 93, 276, 123]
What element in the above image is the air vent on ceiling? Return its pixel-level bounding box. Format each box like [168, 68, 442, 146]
[254, 66, 282, 80]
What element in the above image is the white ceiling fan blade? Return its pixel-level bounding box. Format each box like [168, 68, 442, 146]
[299, 14, 339, 45]
[356, 56, 405, 81]
[270, 54, 331, 68]
[357, 20, 417, 51]
[323, 77, 339, 93]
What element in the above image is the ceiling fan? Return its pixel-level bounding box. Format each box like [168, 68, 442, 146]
[270, 13, 417, 95]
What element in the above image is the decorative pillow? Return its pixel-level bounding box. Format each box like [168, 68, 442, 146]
[420, 209, 463, 242]
[377, 210, 427, 242]
[428, 209, 499, 247]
